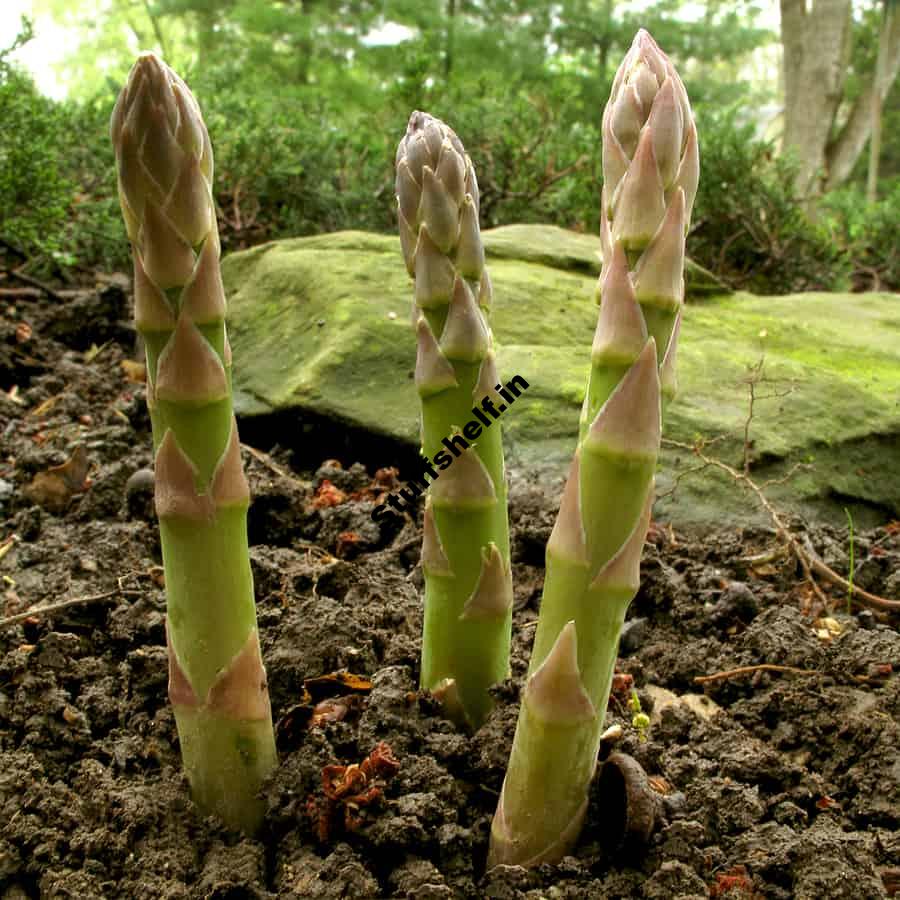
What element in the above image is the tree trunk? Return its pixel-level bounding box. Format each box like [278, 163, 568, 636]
[866, 65, 884, 203]
[779, 0, 852, 198]
[827, 0, 900, 194]
[142, 0, 170, 60]
[445, 0, 457, 82]
[596, 0, 614, 81]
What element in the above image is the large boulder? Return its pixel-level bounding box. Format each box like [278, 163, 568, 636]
[222, 227, 900, 527]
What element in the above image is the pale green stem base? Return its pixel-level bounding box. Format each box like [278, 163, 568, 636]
[160, 512, 256, 693]
[490, 578, 629, 866]
[174, 706, 277, 834]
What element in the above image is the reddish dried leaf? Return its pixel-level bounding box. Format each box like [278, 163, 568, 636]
[312, 479, 347, 508]
[360, 742, 401, 780]
[309, 742, 401, 844]
[709, 865, 754, 898]
[335, 530, 361, 557]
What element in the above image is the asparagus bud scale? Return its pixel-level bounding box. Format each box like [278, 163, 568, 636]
[489, 30, 697, 868]
[111, 53, 277, 833]
[395, 111, 512, 729]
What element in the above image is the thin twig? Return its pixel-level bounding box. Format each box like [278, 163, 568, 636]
[760, 461, 811, 490]
[800, 536, 900, 613]
[741, 359, 762, 474]
[656, 459, 713, 501]
[0, 589, 142, 629]
[739, 358, 796, 475]
[664, 435, 830, 606]
[4, 268, 65, 302]
[694, 663, 820, 685]
[662, 438, 899, 614]
[244, 443, 297, 483]
[0, 287, 42, 298]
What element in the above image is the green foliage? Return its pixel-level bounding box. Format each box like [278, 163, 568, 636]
[423, 84, 599, 231]
[821, 182, 900, 291]
[843, 0, 900, 185]
[690, 111, 852, 293]
[197, 75, 397, 249]
[7, 0, 894, 292]
[0, 62, 73, 262]
[0, 20, 126, 273]
[57, 101, 128, 273]
[189, 52, 600, 249]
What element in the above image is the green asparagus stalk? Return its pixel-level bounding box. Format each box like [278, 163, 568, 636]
[395, 111, 512, 729]
[110, 53, 276, 833]
[489, 29, 697, 867]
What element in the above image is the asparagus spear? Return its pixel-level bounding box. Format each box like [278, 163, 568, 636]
[489, 29, 697, 867]
[110, 53, 276, 833]
[395, 111, 512, 729]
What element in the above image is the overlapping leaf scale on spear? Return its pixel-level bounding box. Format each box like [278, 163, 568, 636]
[598, 28, 697, 388]
[111, 53, 275, 833]
[395, 111, 511, 727]
[489, 29, 695, 867]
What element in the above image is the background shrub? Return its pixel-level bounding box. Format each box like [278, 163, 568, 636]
[0, 14, 894, 298]
[821, 183, 900, 292]
[690, 111, 852, 294]
[0, 66, 74, 265]
[0, 37, 125, 277]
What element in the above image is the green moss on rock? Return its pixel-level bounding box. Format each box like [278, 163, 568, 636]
[222, 228, 900, 526]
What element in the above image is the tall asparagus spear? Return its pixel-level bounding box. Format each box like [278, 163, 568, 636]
[394, 111, 512, 729]
[488, 29, 697, 868]
[110, 53, 277, 833]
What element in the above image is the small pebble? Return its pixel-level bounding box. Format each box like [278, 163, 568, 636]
[662, 791, 687, 818]
[125, 468, 156, 520]
[620, 617, 649, 654]
[17, 506, 42, 542]
[710, 581, 759, 625]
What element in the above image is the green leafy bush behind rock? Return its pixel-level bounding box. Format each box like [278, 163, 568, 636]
[0, 52, 895, 295]
[0, 60, 124, 274]
[690, 111, 853, 294]
[822, 182, 900, 293]
[0, 66, 74, 263]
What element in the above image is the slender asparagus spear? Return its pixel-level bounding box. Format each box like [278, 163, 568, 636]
[110, 53, 276, 833]
[395, 111, 512, 729]
[489, 29, 697, 867]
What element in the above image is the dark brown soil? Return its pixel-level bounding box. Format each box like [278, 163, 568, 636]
[1, 285, 898, 900]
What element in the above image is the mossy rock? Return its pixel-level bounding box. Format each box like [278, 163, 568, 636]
[223, 227, 900, 527]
